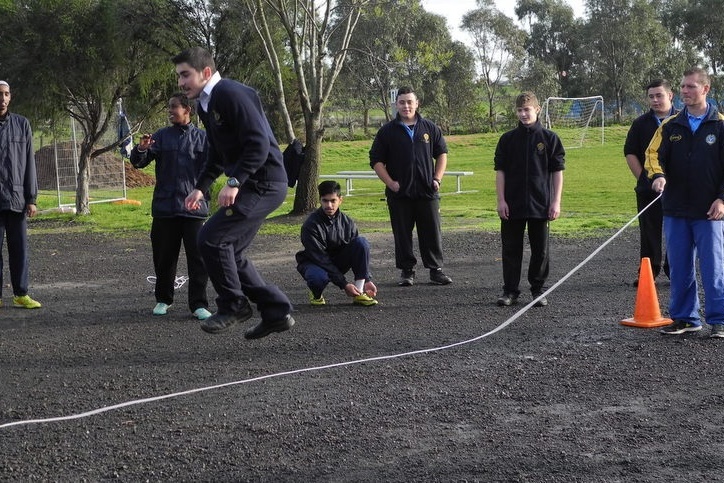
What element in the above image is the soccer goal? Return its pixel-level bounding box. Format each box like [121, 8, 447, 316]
[543, 96, 604, 149]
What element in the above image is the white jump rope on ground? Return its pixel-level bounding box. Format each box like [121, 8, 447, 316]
[0, 195, 661, 430]
[146, 275, 190, 291]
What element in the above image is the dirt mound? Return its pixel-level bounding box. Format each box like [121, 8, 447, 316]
[34, 142, 155, 190]
[123, 160, 155, 188]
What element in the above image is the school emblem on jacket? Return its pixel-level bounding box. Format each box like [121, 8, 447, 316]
[706, 134, 717, 145]
[536, 142, 545, 153]
[670, 134, 682, 142]
[423, 133, 429, 143]
[212, 110, 222, 125]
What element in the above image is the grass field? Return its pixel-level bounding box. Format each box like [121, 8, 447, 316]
[34, 125, 636, 237]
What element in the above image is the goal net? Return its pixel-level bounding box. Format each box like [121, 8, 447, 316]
[543, 96, 604, 149]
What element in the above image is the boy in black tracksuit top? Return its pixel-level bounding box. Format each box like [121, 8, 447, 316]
[296, 180, 378, 306]
[494, 92, 565, 307]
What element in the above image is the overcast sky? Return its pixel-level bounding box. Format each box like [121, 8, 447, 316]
[420, 0, 586, 42]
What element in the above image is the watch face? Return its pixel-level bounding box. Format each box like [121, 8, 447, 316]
[227, 177, 240, 188]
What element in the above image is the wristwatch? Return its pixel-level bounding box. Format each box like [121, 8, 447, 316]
[226, 177, 240, 188]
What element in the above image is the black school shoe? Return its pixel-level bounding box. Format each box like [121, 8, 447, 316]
[430, 268, 452, 285]
[398, 269, 415, 286]
[201, 302, 254, 334]
[497, 293, 518, 306]
[244, 314, 296, 340]
[532, 292, 548, 307]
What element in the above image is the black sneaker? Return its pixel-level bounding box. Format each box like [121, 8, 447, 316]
[710, 325, 724, 338]
[430, 268, 452, 285]
[398, 269, 415, 287]
[660, 320, 702, 335]
[532, 292, 548, 307]
[497, 293, 518, 306]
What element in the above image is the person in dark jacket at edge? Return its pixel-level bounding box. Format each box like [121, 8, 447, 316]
[646, 67, 724, 338]
[296, 180, 378, 307]
[624, 79, 676, 287]
[0, 80, 41, 309]
[494, 92, 565, 308]
[130, 93, 212, 320]
[175, 46, 295, 339]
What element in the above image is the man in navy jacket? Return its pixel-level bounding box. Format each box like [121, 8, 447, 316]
[0, 80, 41, 309]
[174, 47, 294, 339]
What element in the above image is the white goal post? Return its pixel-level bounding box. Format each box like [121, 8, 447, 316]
[542, 96, 605, 148]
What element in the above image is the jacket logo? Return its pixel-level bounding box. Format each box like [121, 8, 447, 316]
[423, 133, 429, 143]
[670, 134, 682, 142]
[706, 134, 717, 145]
[213, 110, 223, 125]
[536, 142, 545, 153]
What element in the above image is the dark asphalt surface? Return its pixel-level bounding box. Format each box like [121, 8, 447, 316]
[2, 225, 723, 482]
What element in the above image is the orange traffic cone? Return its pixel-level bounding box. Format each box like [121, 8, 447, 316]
[620, 257, 672, 328]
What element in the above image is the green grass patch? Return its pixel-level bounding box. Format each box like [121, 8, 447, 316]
[33, 125, 638, 238]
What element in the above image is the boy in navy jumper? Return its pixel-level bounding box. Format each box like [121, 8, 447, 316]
[174, 47, 294, 339]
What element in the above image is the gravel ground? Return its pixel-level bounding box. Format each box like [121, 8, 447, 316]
[2, 221, 724, 482]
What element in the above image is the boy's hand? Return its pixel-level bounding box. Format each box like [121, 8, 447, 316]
[138, 134, 154, 151]
[185, 189, 203, 211]
[652, 177, 666, 193]
[549, 202, 561, 221]
[497, 200, 509, 220]
[344, 283, 361, 297]
[364, 281, 377, 297]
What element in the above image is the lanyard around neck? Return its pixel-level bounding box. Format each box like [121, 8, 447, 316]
[403, 122, 415, 140]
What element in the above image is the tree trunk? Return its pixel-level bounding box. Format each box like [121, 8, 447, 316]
[291, 118, 324, 215]
[75, 150, 91, 215]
